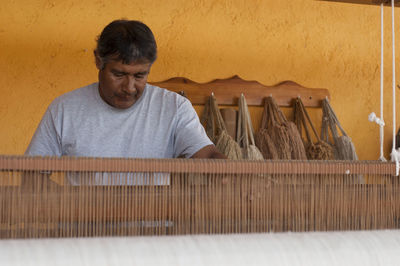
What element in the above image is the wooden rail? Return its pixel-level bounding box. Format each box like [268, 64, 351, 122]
[150, 76, 330, 107]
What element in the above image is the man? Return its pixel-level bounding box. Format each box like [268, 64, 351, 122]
[25, 20, 225, 184]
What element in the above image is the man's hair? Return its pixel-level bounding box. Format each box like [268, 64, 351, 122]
[95, 20, 157, 67]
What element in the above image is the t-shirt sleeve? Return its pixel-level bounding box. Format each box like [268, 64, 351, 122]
[25, 106, 62, 156]
[173, 99, 213, 158]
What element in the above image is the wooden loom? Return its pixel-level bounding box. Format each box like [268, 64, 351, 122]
[1, 77, 399, 265]
[0, 156, 398, 238]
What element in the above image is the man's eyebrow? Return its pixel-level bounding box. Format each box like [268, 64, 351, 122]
[111, 69, 128, 75]
[134, 71, 149, 75]
[110, 69, 148, 75]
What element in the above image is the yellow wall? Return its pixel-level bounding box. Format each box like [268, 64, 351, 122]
[1, 0, 399, 160]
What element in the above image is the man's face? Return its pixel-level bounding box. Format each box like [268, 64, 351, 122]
[96, 58, 152, 109]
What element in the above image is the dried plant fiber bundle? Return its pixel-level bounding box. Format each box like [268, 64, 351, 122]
[306, 140, 334, 160]
[256, 96, 306, 160]
[200, 96, 216, 142]
[237, 94, 264, 160]
[286, 122, 308, 160]
[321, 98, 361, 183]
[216, 130, 243, 159]
[201, 95, 242, 159]
[255, 98, 286, 159]
[321, 99, 358, 161]
[293, 97, 334, 160]
[255, 129, 279, 159]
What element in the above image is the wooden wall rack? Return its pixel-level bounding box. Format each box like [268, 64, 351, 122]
[150, 75, 330, 107]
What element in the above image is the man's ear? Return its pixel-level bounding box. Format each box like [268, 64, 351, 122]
[94, 51, 103, 70]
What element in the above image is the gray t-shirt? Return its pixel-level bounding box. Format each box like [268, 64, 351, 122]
[25, 83, 212, 184]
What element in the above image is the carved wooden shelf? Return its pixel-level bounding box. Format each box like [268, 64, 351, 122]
[150, 75, 330, 107]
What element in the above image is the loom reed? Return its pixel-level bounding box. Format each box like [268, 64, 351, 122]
[0, 156, 398, 238]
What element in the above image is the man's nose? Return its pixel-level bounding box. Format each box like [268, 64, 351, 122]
[122, 76, 137, 94]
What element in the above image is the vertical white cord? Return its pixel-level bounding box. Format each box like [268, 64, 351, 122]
[392, 0, 396, 151]
[369, 4, 387, 161]
[380, 3, 386, 161]
[390, 0, 399, 175]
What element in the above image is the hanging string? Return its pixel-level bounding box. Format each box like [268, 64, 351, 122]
[390, 0, 400, 175]
[369, 3, 386, 161]
[380, 3, 386, 161]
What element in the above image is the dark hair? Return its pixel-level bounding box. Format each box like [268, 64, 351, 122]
[95, 20, 157, 67]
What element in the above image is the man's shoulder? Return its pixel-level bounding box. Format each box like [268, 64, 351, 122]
[146, 83, 177, 96]
[50, 83, 98, 108]
[55, 83, 97, 102]
[145, 83, 188, 106]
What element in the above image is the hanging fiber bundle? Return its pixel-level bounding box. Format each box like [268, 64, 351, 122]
[237, 94, 264, 160]
[255, 100, 279, 159]
[201, 95, 242, 159]
[256, 97, 290, 159]
[200, 96, 216, 142]
[265, 97, 291, 159]
[293, 97, 334, 160]
[286, 121, 308, 160]
[255, 128, 279, 159]
[321, 98, 358, 161]
[215, 131, 243, 159]
[256, 97, 306, 160]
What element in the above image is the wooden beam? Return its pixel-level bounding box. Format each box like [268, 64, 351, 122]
[318, 0, 400, 7]
[150, 76, 330, 107]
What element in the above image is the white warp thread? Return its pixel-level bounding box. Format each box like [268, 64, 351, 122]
[1, 231, 400, 266]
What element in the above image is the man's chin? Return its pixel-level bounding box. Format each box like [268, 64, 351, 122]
[113, 100, 136, 109]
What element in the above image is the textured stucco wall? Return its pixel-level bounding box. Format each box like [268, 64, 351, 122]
[1, 0, 399, 160]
